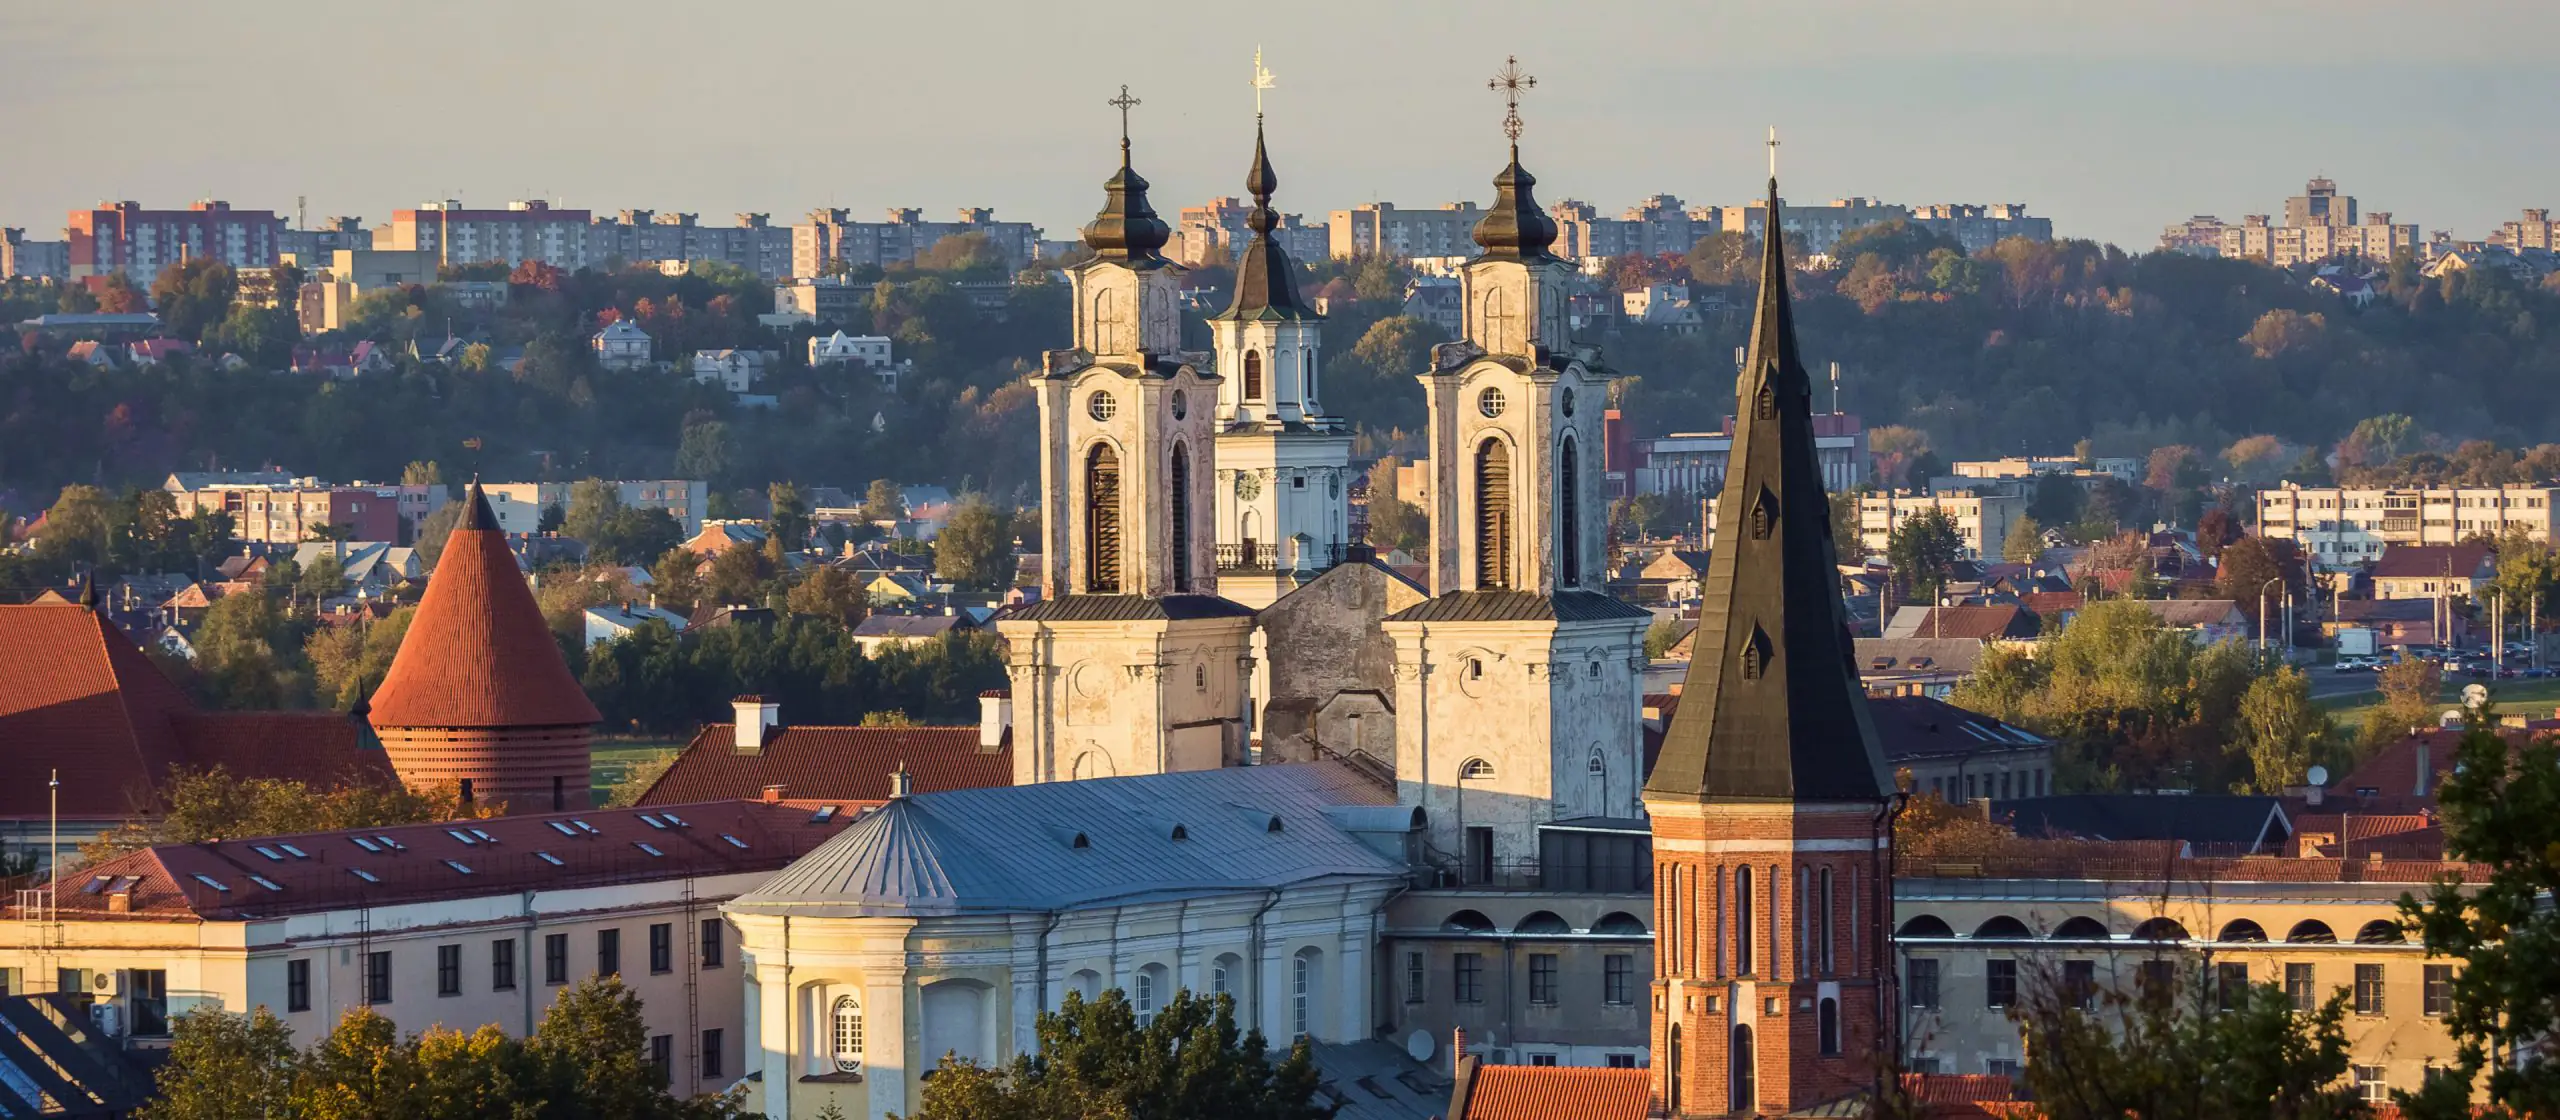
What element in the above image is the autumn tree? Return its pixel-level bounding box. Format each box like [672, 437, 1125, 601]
[2234, 665, 2326, 793]
[2003, 514, 2046, 563]
[786, 565, 868, 625]
[862, 478, 906, 523]
[2016, 970, 2366, 1120]
[81, 765, 477, 865]
[139, 1004, 298, 1120]
[895, 989, 1328, 1120]
[2364, 659, 2443, 747]
[934, 492, 1014, 589]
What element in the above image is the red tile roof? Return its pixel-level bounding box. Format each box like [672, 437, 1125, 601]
[2018, 590, 2082, 618]
[20, 799, 858, 921]
[2372, 543, 2493, 581]
[1902, 604, 2036, 641]
[0, 604, 394, 820]
[636, 724, 1011, 806]
[369, 486, 599, 729]
[1451, 1062, 1653, 1120]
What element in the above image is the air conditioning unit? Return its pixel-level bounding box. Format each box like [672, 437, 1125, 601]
[90, 970, 118, 998]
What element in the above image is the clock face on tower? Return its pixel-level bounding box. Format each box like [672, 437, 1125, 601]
[1235, 472, 1263, 501]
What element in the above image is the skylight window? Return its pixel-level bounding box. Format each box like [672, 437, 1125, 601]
[248, 875, 283, 891]
[278, 843, 309, 859]
[374, 835, 403, 850]
[352, 837, 381, 853]
[572, 819, 598, 834]
[809, 805, 839, 824]
[536, 851, 565, 866]
[469, 828, 497, 843]
[191, 874, 230, 893]
[548, 821, 578, 837]
[252, 845, 283, 861]
[640, 815, 666, 829]
[659, 812, 688, 828]
[447, 830, 477, 846]
[719, 834, 749, 850]
[81, 875, 110, 895]
[351, 868, 380, 884]
[444, 860, 473, 875]
[634, 842, 664, 857]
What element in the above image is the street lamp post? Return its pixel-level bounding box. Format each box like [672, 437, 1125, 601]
[2259, 576, 2284, 655]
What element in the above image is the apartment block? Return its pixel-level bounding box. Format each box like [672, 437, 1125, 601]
[275, 217, 374, 263]
[1910, 203, 2054, 253]
[66, 200, 286, 280]
[1859, 490, 2028, 561]
[2255, 484, 2560, 567]
[1173, 197, 1329, 268]
[1, 228, 69, 281]
[2220, 213, 2419, 267]
[286, 248, 440, 332]
[1550, 195, 1719, 261]
[377, 200, 602, 270]
[1325, 201, 1483, 260]
[2499, 209, 2560, 252]
[1636, 413, 1869, 502]
[789, 207, 1040, 277]
[480, 480, 709, 536]
[769, 276, 870, 327]
[595, 211, 795, 278]
[1950, 456, 2139, 486]
[1719, 196, 1910, 257]
[2160, 215, 2230, 256]
[167, 484, 407, 545]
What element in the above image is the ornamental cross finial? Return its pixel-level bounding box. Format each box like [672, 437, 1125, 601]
[1108, 85, 1141, 155]
[1767, 125, 1781, 179]
[1488, 55, 1536, 147]
[1252, 46, 1276, 118]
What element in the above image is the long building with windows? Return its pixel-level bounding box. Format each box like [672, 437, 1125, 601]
[2254, 483, 2560, 567]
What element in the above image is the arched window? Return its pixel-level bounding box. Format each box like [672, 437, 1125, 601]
[2218, 919, 2269, 944]
[1735, 866, 1755, 975]
[1480, 287, 1514, 352]
[1170, 442, 1192, 591]
[1476, 438, 1512, 589]
[1896, 915, 1955, 939]
[1667, 1024, 1683, 1112]
[1085, 443, 1122, 593]
[2355, 920, 2406, 945]
[1818, 997, 1840, 1056]
[1973, 916, 2034, 940]
[1134, 966, 1161, 1027]
[1243, 350, 1264, 401]
[1558, 434, 1581, 585]
[2133, 918, 2190, 942]
[1090, 288, 1121, 353]
[1459, 758, 1495, 780]
[1291, 949, 1320, 1039]
[1818, 866, 1837, 974]
[831, 995, 864, 1073]
[2286, 920, 2338, 944]
[1730, 1024, 1756, 1113]
[2052, 916, 2111, 940]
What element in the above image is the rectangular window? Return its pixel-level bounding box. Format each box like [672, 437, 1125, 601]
[2217, 962, 2249, 1012]
[1604, 954, 1633, 1005]
[2063, 959, 2096, 1010]
[437, 944, 462, 997]
[1986, 1058, 2024, 1080]
[1529, 954, 1558, 1005]
[649, 923, 673, 974]
[598, 929, 621, 977]
[702, 1028, 724, 1080]
[2286, 963, 2317, 1012]
[2355, 1065, 2388, 1103]
[1907, 958, 1940, 1010]
[1455, 953, 1484, 1004]
[1405, 951, 1425, 1004]
[1606, 1053, 1637, 1069]
[286, 959, 311, 1012]
[2424, 965, 2453, 1017]
[649, 1033, 673, 1090]
[365, 952, 392, 1005]
[2140, 959, 2177, 999]
[1528, 1053, 1558, 1066]
[492, 939, 516, 991]
[701, 919, 724, 969]
[128, 970, 169, 1036]
[1984, 958, 2016, 1009]
[2355, 964, 2385, 1015]
[545, 933, 569, 985]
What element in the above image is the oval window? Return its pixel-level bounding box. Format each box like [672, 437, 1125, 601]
[1478, 387, 1506, 418]
[1089, 392, 1118, 421]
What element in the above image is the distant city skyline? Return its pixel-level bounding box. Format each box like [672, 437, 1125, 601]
[4, 1, 2554, 252]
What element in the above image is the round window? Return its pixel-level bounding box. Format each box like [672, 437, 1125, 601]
[1088, 392, 1118, 421]
[1169, 390, 1187, 420]
[1478, 387, 1506, 418]
[1561, 386, 1576, 418]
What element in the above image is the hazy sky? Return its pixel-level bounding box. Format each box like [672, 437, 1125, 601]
[6, 1, 2553, 251]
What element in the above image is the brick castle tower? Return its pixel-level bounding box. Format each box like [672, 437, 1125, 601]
[369, 483, 599, 812]
[1640, 170, 1898, 1116]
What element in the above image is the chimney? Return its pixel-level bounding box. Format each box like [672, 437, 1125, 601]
[2305, 782, 2324, 808]
[2412, 744, 2430, 798]
[979, 690, 1012, 752]
[1452, 1027, 1469, 1076]
[733, 695, 780, 754]
[890, 764, 913, 799]
[760, 784, 786, 804]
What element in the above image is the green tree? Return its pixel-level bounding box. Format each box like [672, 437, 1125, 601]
[147, 259, 238, 343]
[1365, 497, 1428, 555]
[296, 551, 345, 604]
[2003, 514, 2046, 563]
[675, 419, 735, 484]
[414, 502, 465, 566]
[2016, 971, 2367, 1120]
[191, 591, 295, 709]
[2363, 659, 2443, 747]
[2487, 524, 2558, 636]
[140, 1005, 298, 1120]
[786, 565, 868, 625]
[935, 492, 1014, 589]
[2235, 665, 2325, 793]
[1687, 231, 1756, 287]
[2028, 471, 2085, 530]
[401, 460, 444, 487]
[769, 480, 812, 552]
[895, 989, 1329, 1120]
[1886, 508, 1963, 604]
[562, 478, 626, 545]
[1829, 490, 1866, 558]
[2216, 536, 2298, 627]
[862, 478, 907, 524]
[82, 764, 476, 864]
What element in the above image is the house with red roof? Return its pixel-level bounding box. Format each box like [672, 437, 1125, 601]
[0, 601, 395, 866]
[124, 337, 193, 365]
[635, 694, 1012, 808]
[2370, 543, 2493, 601]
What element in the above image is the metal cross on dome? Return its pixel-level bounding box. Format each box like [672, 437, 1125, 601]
[1488, 55, 1535, 145]
[1108, 85, 1141, 150]
[1252, 46, 1276, 118]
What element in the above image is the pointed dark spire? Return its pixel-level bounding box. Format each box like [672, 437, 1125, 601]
[1215, 117, 1318, 323]
[463, 480, 499, 532]
[1470, 146, 1560, 261]
[78, 572, 98, 610]
[1081, 86, 1172, 263]
[1643, 174, 1890, 805]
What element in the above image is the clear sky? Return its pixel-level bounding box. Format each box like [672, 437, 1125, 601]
[5, 1, 2552, 251]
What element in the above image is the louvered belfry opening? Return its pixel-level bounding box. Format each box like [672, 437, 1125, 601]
[1086, 443, 1123, 593]
[1558, 434, 1581, 586]
[1476, 437, 1512, 589]
[1243, 350, 1264, 402]
[1170, 443, 1192, 591]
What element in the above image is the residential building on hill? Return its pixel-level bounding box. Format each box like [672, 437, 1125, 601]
[376, 200, 600, 269]
[479, 480, 706, 537]
[1908, 203, 2052, 253]
[1173, 195, 1328, 268]
[2370, 543, 2495, 601]
[2500, 208, 2560, 251]
[66, 200, 285, 280]
[1859, 491, 2027, 561]
[2160, 214, 2229, 256]
[1550, 195, 1719, 262]
[789, 207, 1040, 277]
[1948, 455, 2139, 486]
[1, 227, 69, 281]
[2254, 484, 2560, 567]
[163, 481, 410, 545]
[769, 276, 869, 326]
[1325, 201, 1483, 260]
[1636, 413, 1868, 510]
[592, 210, 795, 278]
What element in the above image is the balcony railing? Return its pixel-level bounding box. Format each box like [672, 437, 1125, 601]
[1215, 541, 1363, 574]
[1424, 859, 1655, 894]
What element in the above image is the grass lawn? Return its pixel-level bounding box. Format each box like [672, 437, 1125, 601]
[2320, 675, 2560, 730]
[591, 736, 688, 804]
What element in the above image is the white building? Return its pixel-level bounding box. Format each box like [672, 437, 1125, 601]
[584, 602, 691, 649]
[2255, 484, 2560, 567]
[593, 320, 654, 370]
[1619, 283, 1703, 331]
[691, 349, 778, 393]
[481, 480, 710, 536]
[1858, 491, 2027, 560]
[1634, 413, 1868, 503]
[807, 332, 897, 387]
[1949, 456, 2139, 485]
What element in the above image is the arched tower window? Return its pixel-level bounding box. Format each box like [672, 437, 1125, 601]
[1090, 288, 1121, 354]
[1558, 433, 1581, 586]
[1085, 443, 1122, 593]
[1735, 865, 1755, 975]
[1243, 350, 1264, 402]
[1480, 287, 1515, 353]
[1170, 442, 1192, 592]
[1730, 1024, 1756, 1113]
[1475, 438, 1512, 589]
[1666, 1024, 1683, 1112]
[831, 995, 864, 1073]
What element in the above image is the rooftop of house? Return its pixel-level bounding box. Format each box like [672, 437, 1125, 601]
[1993, 793, 2291, 853]
[17, 799, 855, 922]
[850, 614, 971, 639]
[368, 488, 598, 730]
[1882, 604, 2036, 641]
[1866, 695, 2052, 762]
[1446, 1060, 1653, 1120]
[2136, 598, 2245, 628]
[1855, 637, 1987, 679]
[2372, 543, 2495, 581]
[635, 720, 1011, 807]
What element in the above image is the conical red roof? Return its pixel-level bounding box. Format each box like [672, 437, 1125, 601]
[369, 486, 600, 729]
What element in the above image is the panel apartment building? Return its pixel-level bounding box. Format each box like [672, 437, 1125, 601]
[377, 201, 604, 270]
[594, 211, 796, 278]
[66, 200, 286, 280]
[790, 208, 1041, 277]
[2217, 178, 2420, 266]
[1859, 490, 2029, 561]
[1173, 198, 1329, 268]
[2255, 484, 2560, 567]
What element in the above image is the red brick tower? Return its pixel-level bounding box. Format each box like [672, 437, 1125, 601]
[370, 483, 600, 812]
[1640, 171, 1897, 1117]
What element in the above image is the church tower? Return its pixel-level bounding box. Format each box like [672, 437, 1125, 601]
[1381, 70, 1648, 878]
[998, 91, 1256, 786]
[1642, 170, 1898, 1118]
[1210, 115, 1351, 610]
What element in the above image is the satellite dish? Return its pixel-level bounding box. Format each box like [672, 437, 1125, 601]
[1406, 1029, 1436, 1063]
[2306, 765, 2329, 787]
[2464, 683, 2490, 709]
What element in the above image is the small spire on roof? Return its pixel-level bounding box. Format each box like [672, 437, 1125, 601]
[890, 763, 914, 800]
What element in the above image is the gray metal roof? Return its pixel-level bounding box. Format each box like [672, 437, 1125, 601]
[1006, 593, 1255, 623]
[731, 761, 1405, 918]
[1383, 589, 1650, 624]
